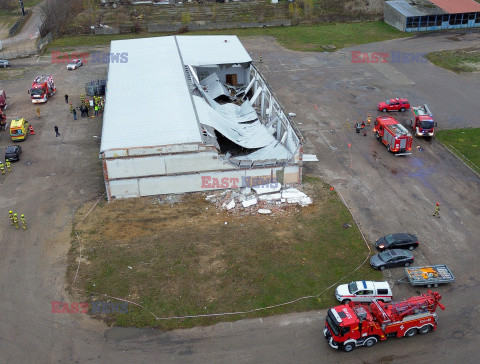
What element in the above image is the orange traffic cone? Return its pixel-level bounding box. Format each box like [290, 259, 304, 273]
[29, 125, 35, 135]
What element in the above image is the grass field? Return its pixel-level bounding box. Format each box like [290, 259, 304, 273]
[436, 128, 480, 174]
[46, 21, 410, 53]
[67, 177, 381, 329]
[427, 48, 480, 73]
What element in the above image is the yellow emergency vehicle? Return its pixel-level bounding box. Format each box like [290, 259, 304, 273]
[10, 118, 29, 141]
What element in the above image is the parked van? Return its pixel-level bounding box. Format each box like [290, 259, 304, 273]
[335, 281, 392, 304]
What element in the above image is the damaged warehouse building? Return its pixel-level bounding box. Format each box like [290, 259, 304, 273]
[100, 35, 304, 200]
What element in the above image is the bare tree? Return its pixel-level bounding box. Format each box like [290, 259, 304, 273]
[39, 0, 83, 37]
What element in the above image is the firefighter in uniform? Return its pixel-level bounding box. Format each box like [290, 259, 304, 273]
[5, 159, 11, 172]
[367, 115, 371, 126]
[433, 203, 440, 218]
[13, 213, 19, 229]
[21, 214, 27, 230]
[0, 161, 5, 174]
[9, 210, 14, 226]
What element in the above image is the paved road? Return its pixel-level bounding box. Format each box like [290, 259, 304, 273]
[0, 32, 479, 363]
[1, 1, 44, 53]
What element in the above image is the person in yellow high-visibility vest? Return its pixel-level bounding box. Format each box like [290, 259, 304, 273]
[21, 214, 27, 230]
[0, 161, 5, 174]
[13, 213, 19, 229]
[367, 115, 371, 126]
[432, 203, 440, 218]
[5, 159, 11, 172]
[9, 210, 14, 226]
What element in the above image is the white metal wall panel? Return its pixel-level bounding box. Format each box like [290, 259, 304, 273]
[108, 179, 140, 199]
[106, 156, 167, 179]
[164, 152, 235, 174]
[127, 144, 202, 156]
[105, 151, 238, 180]
[138, 175, 201, 196]
[107, 167, 301, 199]
[103, 150, 128, 158]
[283, 165, 301, 184]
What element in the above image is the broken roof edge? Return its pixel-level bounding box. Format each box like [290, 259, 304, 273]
[99, 142, 214, 158]
[251, 64, 305, 144]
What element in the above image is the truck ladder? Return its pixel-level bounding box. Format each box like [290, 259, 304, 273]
[372, 300, 391, 323]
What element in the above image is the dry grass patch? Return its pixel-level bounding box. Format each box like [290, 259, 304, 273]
[67, 177, 381, 329]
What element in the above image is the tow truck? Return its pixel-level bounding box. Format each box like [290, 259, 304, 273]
[374, 116, 412, 155]
[324, 291, 445, 352]
[410, 104, 437, 137]
[30, 75, 55, 103]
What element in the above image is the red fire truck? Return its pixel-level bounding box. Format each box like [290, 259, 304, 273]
[410, 104, 437, 137]
[30, 75, 55, 103]
[324, 291, 445, 352]
[374, 116, 412, 155]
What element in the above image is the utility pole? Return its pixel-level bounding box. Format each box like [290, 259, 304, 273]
[19, 0, 26, 16]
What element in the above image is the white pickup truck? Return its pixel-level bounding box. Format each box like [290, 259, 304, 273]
[335, 281, 392, 304]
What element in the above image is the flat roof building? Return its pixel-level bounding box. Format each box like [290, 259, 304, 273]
[100, 35, 304, 200]
[385, 0, 480, 32]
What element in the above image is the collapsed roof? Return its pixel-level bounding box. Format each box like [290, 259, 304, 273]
[100, 35, 299, 166]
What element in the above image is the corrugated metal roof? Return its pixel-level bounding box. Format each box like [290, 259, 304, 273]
[193, 96, 273, 149]
[387, 1, 427, 17]
[387, 0, 447, 16]
[429, 0, 480, 13]
[176, 35, 252, 66]
[100, 35, 252, 153]
[100, 36, 202, 153]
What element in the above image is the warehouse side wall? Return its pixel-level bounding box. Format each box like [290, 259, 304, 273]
[105, 165, 302, 199]
[384, 3, 406, 31]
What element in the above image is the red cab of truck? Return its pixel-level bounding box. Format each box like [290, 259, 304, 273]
[0, 89, 7, 110]
[374, 116, 412, 155]
[410, 104, 437, 137]
[30, 75, 55, 103]
[324, 291, 445, 352]
[378, 98, 410, 112]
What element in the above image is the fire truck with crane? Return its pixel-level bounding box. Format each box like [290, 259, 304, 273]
[410, 104, 437, 137]
[324, 290, 445, 352]
[374, 116, 413, 155]
[29, 75, 55, 103]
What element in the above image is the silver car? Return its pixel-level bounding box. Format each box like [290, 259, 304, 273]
[66, 59, 82, 70]
[0, 59, 10, 68]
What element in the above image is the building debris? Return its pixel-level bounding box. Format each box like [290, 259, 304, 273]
[242, 197, 258, 208]
[204, 185, 312, 215]
[258, 209, 272, 215]
[252, 182, 281, 195]
[281, 188, 312, 206]
[302, 154, 319, 162]
[225, 199, 236, 210]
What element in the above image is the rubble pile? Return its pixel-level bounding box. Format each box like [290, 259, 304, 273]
[205, 183, 312, 215]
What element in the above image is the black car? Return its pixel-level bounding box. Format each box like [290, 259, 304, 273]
[375, 233, 419, 251]
[370, 249, 414, 271]
[5, 145, 22, 162]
